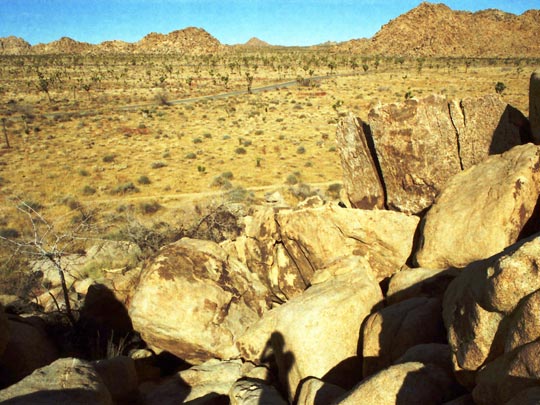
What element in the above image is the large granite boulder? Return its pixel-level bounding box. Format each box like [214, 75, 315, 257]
[416, 143, 540, 269]
[443, 234, 540, 387]
[336, 94, 526, 214]
[0, 315, 59, 387]
[237, 270, 383, 402]
[336, 114, 385, 209]
[333, 361, 456, 405]
[275, 205, 419, 282]
[361, 297, 446, 377]
[0, 358, 113, 404]
[128, 238, 270, 364]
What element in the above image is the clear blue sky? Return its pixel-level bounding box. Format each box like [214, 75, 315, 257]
[0, 0, 538, 46]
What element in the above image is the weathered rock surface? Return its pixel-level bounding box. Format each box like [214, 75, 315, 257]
[531, 72, 540, 144]
[93, 356, 138, 402]
[361, 297, 446, 377]
[296, 377, 346, 405]
[0, 316, 59, 387]
[368, 94, 462, 214]
[416, 143, 540, 269]
[229, 378, 287, 405]
[234, 205, 418, 304]
[505, 387, 540, 405]
[473, 339, 540, 405]
[386, 266, 459, 304]
[337, 94, 526, 214]
[336, 114, 385, 209]
[129, 238, 269, 364]
[276, 205, 419, 282]
[237, 270, 383, 402]
[0, 305, 8, 358]
[334, 361, 456, 405]
[443, 234, 540, 386]
[142, 359, 243, 404]
[449, 95, 525, 169]
[0, 358, 113, 404]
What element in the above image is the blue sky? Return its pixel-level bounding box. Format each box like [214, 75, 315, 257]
[0, 0, 538, 46]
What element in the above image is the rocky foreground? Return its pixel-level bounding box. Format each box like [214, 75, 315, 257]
[0, 73, 540, 404]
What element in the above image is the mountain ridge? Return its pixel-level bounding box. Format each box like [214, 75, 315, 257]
[1, 2, 539, 57]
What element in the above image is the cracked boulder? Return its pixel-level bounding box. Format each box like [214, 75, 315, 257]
[229, 205, 419, 304]
[237, 270, 383, 402]
[128, 238, 270, 364]
[337, 114, 385, 209]
[336, 94, 526, 214]
[443, 234, 540, 388]
[415, 143, 540, 269]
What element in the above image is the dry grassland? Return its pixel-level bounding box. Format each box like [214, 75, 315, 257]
[0, 52, 537, 233]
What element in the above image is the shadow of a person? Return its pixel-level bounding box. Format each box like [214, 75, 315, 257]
[261, 331, 295, 403]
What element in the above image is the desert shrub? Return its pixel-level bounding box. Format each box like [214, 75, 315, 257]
[327, 183, 343, 199]
[328, 146, 337, 152]
[189, 203, 244, 242]
[192, 137, 203, 144]
[211, 173, 233, 190]
[137, 175, 151, 185]
[155, 92, 171, 106]
[285, 174, 299, 185]
[296, 146, 306, 154]
[197, 166, 206, 173]
[221, 171, 234, 180]
[495, 81, 506, 94]
[203, 132, 212, 139]
[82, 185, 96, 195]
[151, 161, 167, 169]
[139, 201, 161, 215]
[254, 130, 264, 135]
[185, 152, 197, 159]
[242, 139, 252, 147]
[222, 134, 231, 140]
[0, 228, 20, 238]
[235, 147, 247, 155]
[103, 154, 115, 163]
[112, 182, 139, 195]
[289, 183, 319, 201]
[79, 169, 90, 177]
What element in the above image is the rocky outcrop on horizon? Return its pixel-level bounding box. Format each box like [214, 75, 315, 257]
[1, 2, 538, 56]
[343, 2, 540, 57]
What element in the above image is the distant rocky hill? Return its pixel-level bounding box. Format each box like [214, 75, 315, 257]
[0, 36, 31, 55]
[339, 2, 540, 57]
[1, 2, 539, 57]
[0, 27, 224, 55]
[135, 27, 224, 54]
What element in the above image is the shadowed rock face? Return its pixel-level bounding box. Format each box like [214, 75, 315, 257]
[531, 72, 540, 144]
[337, 94, 527, 215]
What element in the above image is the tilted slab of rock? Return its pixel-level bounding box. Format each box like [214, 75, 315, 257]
[416, 143, 540, 269]
[443, 234, 540, 387]
[531, 71, 540, 144]
[128, 238, 270, 364]
[449, 95, 525, 169]
[230, 205, 418, 304]
[361, 297, 446, 377]
[473, 339, 540, 405]
[237, 270, 383, 402]
[336, 113, 385, 209]
[0, 316, 59, 387]
[368, 94, 462, 214]
[336, 94, 525, 214]
[276, 205, 419, 282]
[0, 358, 113, 404]
[387, 266, 459, 304]
[333, 361, 456, 405]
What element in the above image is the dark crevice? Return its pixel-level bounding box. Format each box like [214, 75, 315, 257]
[448, 101, 465, 171]
[361, 120, 388, 209]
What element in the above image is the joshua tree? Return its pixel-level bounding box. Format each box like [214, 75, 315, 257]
[245, 72, 254, 94]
